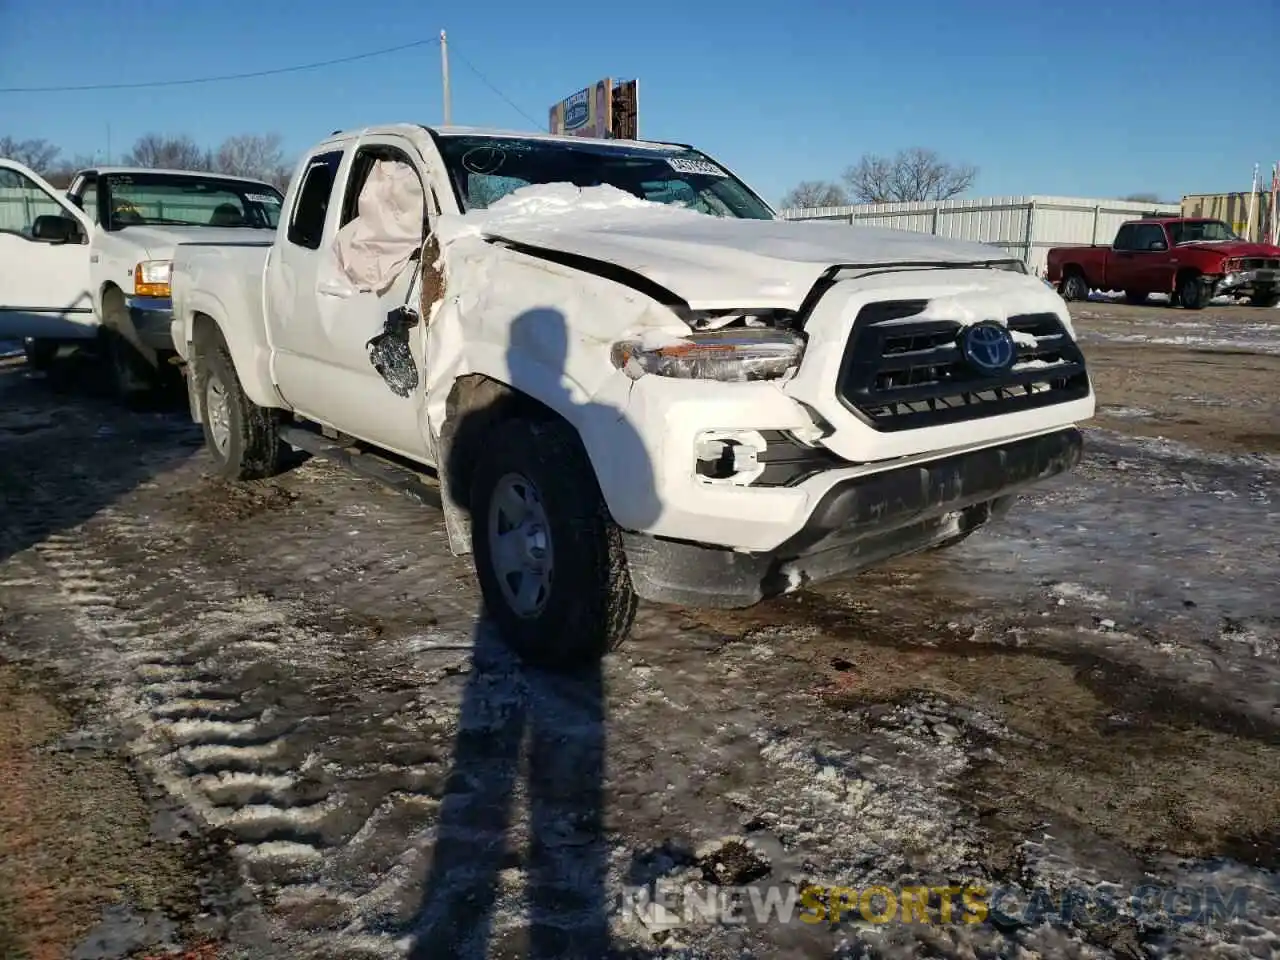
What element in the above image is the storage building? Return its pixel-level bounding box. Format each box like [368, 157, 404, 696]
[779, 195, 1181, 276]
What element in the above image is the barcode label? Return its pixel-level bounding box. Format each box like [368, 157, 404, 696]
[666, 157, 728, 177]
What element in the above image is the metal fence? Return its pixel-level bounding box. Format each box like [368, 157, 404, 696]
[779, 195, 1182, 275]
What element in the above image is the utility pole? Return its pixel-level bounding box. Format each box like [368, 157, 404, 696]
[440, 30, 452, 125]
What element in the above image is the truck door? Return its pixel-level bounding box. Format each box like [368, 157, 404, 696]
[0, 159, 96, 341]
[265, 138, 432, 460]
[1109, 222, 1169, 294]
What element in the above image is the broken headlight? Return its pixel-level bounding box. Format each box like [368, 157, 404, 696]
[611, 329, 806, 382]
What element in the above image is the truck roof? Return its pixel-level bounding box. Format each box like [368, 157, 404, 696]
[312, 121, 693, 153]
[75, 165, 280, 187]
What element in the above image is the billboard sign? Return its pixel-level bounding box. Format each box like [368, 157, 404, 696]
[549, 78, 638, 140]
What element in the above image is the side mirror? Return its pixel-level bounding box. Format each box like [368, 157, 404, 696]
[31, 214, 82, 244]
[1148, 240, 1167, 251]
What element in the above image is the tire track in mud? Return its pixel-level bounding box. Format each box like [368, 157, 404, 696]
[0, 504, 462, 958]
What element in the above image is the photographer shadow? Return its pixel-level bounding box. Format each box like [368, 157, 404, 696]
[410, 306, 660, 958]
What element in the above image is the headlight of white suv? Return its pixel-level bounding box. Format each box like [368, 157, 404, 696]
[611, 328, 806, 382]
[133, 259, 172, 298]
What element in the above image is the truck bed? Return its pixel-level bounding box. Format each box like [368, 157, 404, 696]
[170, 240, 273, 362]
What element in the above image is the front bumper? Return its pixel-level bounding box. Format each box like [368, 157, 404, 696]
[621, 426, 1083, 608]
[123, 295, 175, 351]
[1215, 268, 1278, 295]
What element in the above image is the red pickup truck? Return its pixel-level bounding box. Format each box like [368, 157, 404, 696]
[1045, 217, 1280, 309]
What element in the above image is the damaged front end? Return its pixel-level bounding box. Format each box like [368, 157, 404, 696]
[607, 307, 840, 491]
[1213, 257, 1280, 300]
[601, 262, 1091, 608]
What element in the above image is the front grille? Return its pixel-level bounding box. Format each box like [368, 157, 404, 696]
[836, 300, 1090, 431]
[1236, 258, 1280, 270]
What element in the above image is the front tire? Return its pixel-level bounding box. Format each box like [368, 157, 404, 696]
[1177, 272, 1212, 310]
[196, 334, 285, 480]
[469, 416, 637, 670]
[1249, 289, 1279, 307]
[100, 288, 156, 404]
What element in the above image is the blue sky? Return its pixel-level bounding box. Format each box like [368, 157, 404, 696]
[1, 0, 1277, 206]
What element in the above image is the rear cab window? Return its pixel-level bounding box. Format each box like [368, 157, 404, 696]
[287, 150, 345, 250]
[101, 172, 284, 231]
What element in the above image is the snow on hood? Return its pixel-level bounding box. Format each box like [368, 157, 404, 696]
[118, 224, 275, 259]
[434, 184, 1021, 310]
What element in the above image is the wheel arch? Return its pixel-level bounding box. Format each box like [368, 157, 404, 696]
[436, 372, 568, 556]
[180, 303, 282, 412]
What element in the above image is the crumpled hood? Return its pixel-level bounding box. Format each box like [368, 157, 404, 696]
[1176, 239, 1280, 258]
[120, 224, 276, 260]
[445, 184, 1022, 311]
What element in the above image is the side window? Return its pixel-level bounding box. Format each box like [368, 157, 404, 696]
[0, 167, 75, 240]
[287, 150, 343, 250]
[338, 144, 426, 230]
[77, 179, 100, 224]
[1133, 224, 1166, 250]
[1112, 224, 1138, 251]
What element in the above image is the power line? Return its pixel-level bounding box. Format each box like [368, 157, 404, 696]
[0, 37, 440, 94]
[447, 42, 543, 129]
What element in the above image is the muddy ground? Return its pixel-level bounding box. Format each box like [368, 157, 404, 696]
[0, 300, 1277, 959]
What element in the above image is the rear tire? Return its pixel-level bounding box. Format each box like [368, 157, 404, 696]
[196, 332, 285, 480]
[1060, 271, 1089, 301]
[468, 416, 637, 670]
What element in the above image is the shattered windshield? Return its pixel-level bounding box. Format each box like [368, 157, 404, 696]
[1167, 220, 1239, 244]
[433, 134, 776, 220]
[102, 172, 283, 230]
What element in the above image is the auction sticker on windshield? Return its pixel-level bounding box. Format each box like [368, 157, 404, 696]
[246, 193, 280, 204]
[667, 157, 728, 177]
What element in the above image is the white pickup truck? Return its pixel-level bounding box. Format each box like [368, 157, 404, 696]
[0, 159, 282, 398]
[168, 123, 1094, 669]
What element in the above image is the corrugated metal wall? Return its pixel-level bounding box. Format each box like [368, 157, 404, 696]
[1181, 192, 1274, 242]
[780, 195, 1182, 275]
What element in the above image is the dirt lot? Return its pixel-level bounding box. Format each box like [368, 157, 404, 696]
[0, 299, 1277, 959]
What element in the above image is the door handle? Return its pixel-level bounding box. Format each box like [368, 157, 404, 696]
[317, 280, 353, 299]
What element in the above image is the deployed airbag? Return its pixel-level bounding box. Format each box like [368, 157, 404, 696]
[330, 159, 425, 294]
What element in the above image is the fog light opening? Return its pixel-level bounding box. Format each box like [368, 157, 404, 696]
[694, 430, 768, 486]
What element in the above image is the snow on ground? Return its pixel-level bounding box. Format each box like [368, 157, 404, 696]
[1073, 302, 1280, 355]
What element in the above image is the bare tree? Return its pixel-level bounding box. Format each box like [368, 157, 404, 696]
[214, 133, 291, 187]
[780, 180, 849, 209]
[0, 136, 61, 173]
[44, 154, 101, 189]
[122, 134, 210, 170]
[842, 148, 977, 204]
